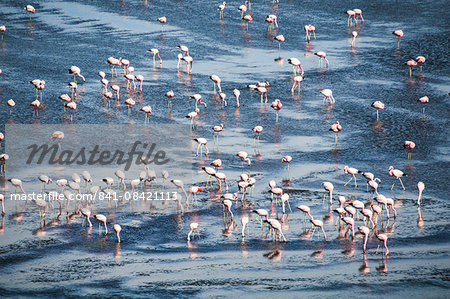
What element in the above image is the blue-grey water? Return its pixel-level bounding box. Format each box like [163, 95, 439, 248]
[0, 0, 449, 297]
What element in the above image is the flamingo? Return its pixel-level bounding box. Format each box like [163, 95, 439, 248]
[252, 209, 269, 227]
[185, 109, 199, 129]
[233, 89, 240, 107]
[287, 58, 303, 76]
[392, 30, 403, 47]
[282, 155, 292, 174]
[0, 25, 5, 41]
[193, 138, 209, 157]
[171, 179, 188, 199]
[218, 2, 226, 20]
[371, 101, 385, 121]
[219, 92, 227, 107]
[351, 31, 357, 47]
[187, 222, 199, 241]
[243, 14, 253, 30]
[417, 181, 425, 206]
[148, 49, 162, 66]
[107, 57, 122, 77]
[314, 51, 329, 68]
[210, 75, 222, 94]
[329, 121, 342, 145]
[24, 5, 35, 19]
[304, 25, 316, 42]
[406, 59, 417, 77]
[8, 178, 26, 194]
[353, 9, 364, 22]
[121, 59, 130, 74]
[182, 55, 193, 73]
[416, 56, 426, 72]
[417, 96, 429, 115]
[7, 99, 15, 114]
[267, 219, 287, 242]
[80, 208, 92, 227]
[140, 105, 152, 123]
[322, 182, 333, 203]
[271, 99, 282, 123]
[388, 166, 406, 190]
[124, 74, 136, 90]
[236, 151, 251, 166]
[113, 224, 122, 242]
[376, 234, 389, 256]
[241, 215, 249, 237]
[358, 226, 370, 252]
[215, 172, 228, 191]
[187, 186, 204, 202]
[346, 10, 357, 26]
[223, 199, 234, 219]
[177, 45, 189, 56]
[69, 66, 85, 82]
[296, 205, 313, 220]
[0, 154, 9, 174]
[68, 82, 77, 99]
[343, 217, 355, 238]
[368, 178, 381, 196]
[111, 84, 120, 101]
[310, 219, 327, 241]
[30, 99, 41, 117]
[157, 16, 166, 31]
[59, 94, 71, 110]
[162, 90, 174, 110]
[212, 124, 224, 144]
[291, 76, 303, 93]
[274, 35, 285, 55]
[320, 89, 335, 105]
[252, 126, 263, 145]
[0, 194, 4, 215]
[257, 86, 268, 104]
[94, 214, 108, 235]
[404, 141, 415, 160]
[344, 165, 361, 188]
[190, 94, 207, 110]
[38, 175, 52, 193]
[265, 15, 278, 31]
[238, 1, 248, 20]
[135, 75, 144, 92]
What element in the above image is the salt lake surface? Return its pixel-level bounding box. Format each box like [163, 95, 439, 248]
[0, 0, 449, 297]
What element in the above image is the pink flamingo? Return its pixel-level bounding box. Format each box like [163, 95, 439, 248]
[233, 89, 240, 107]
[311, 219, 327, 241]
[344, 165, 361, 188]
[218, 2, 226, 20]
[140, 105, 152, 123]
[351, 31, 358, 47]
[392, 30, 403, 47]
[94, 214, 108, 235]
[314, 51, 329, 68]
[113, 224, 121, 242]
[346, 10, 357, 26]
[388, 166, 406, 190]
[124, 74, 136, 90]
[69, 66, 85, 82]
[322, 182, 334, 203]
[257, 86, 268, 104]
[265, 15, 278, 31]
[271, 99, 282, 123]
[358, 226, 370, 252]
[417, 96, 429, 115]
[210, 75, 222, 94]
[287, 58, 303, 76]
[376, 234, 389, 256]
[404, 140, 415, 160]
[353, 9, 364, 22]
[194, 138, 209, 157]
[416, 56, 426, 71]
[406, 59, 417, 77]
[417, 181, 425, 206]
[157, 16, 167, 31]
[187, 223, 199, 241]
[148, 48, 162, 66]
[274, 34, 285, 55]
[243, 14, 253, 30]
[182, 55, 193, 73]
[371, 101, 385, 120]
[320, 89, 335, 105]
[330, 121, 342, 145]
[111, 85, 120, 101]
[177, 45, 189, 56]
[291, 76, 303, 93]
[165, 90, 174, 110]
[135, 75, 144, 92]
[238, 1, 248, 20]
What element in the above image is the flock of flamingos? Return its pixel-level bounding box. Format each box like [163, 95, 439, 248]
[0, 2, 432, 260]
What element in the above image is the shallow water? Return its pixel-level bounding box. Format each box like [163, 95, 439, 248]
[0, 0, 449, 297]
